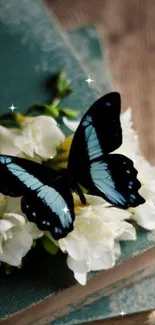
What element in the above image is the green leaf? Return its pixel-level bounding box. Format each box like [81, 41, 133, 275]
[45, 104, 60, 118]
[26, 103, 60, 119]
[26, 104, 47, 115]
[41, 236, 59, 255]
[57, 71, 72, 98]
[0, 112, 21, 128]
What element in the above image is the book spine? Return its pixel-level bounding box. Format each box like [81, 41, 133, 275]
[1, 259, 155, 325]
[37, 264, 155, 325]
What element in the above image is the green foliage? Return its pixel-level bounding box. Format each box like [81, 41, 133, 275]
[0, 70, 78, 125]
[56, 70, 72, 99]
[41, 236, 59, 255]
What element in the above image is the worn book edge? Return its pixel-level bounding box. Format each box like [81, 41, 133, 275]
[1, 246, 155, 325]
[51, 264, 155, 325]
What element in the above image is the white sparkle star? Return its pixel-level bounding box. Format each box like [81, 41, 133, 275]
[120, 310, 126, 317]
[8, 103, 17, 112]
[62, 206, 69, 214]
[85, 77, 94, 85]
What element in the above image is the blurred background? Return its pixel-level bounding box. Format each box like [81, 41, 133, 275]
[45, 0, 155, 164]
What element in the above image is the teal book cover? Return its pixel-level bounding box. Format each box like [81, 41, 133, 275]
[0, 2, 155, 325]
[68, 25, 112, 96]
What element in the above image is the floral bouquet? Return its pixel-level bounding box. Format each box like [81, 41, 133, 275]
[0, 72, 155, 285]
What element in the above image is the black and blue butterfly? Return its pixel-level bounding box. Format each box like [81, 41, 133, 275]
[0, 92, 145, 239]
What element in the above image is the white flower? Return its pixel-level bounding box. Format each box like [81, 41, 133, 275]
[0, 125, 23, 157]
[0, 195, 43, 266]
[0, 116, 65, 161]
[58, 194, 136, 285]
[119, 109, 155, 230]
[16, 115, 65, 160]
[130, 159, 155, 230]
[5, 196, 43, 240]
[114, 108, 140, 161]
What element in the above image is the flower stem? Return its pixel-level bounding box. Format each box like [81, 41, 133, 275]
[52, 97, 61, 107]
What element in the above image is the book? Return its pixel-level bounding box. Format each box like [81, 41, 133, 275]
[49, 26, 155, 325]
[50, 265, 155, 325]
[0, 3, 155, 325]
[67, 25, 112, 96]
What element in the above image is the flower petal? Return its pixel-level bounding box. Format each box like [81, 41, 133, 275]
[0, 126, 22, 156]
[3, 213, 26, 226]
[62, 117, 80, 132]
[20, 115, 65, 159]
[114, 221, 136, 241]
[88, 236, 114, 253]
[98, 206, 131, 222]
[121, 108, 132, 122]
[0, 228, 33, 266]
[67, 255, 90, 273]
[114, 241, 121, 259]
[91, 250, 115, 271]
[139, 182, 155, 202]
[0, 194, 7, 215]
[0, 219, 14, 232]
[132, 201, 155, 230]
[26, 222, 44, 239]
[59, 233, 90, 260]
[5, 197, 23, 216]
[74, 272, 87, 285]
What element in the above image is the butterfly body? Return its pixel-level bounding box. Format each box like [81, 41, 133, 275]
[0, 92, 145, 239]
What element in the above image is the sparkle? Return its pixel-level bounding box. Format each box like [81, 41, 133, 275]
[85, 77, 94, 85]
[120, 310, 126, 317]
[8, 103, 17, 112]
[62, 205, 69, 214]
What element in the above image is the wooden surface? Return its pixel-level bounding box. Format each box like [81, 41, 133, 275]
[45, 0, 155, 164]
[44, 1, 155, 324]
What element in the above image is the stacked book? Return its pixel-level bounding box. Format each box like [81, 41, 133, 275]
[0, 1, 155, 324]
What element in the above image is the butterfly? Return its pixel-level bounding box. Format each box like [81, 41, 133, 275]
[0, 92, 145, 240]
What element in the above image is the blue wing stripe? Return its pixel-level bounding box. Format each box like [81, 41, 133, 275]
[90, 161, 126, 205]
[0, 158, 72, 228]
[82, 115, 103, 160]
[37, 186, 72, 227]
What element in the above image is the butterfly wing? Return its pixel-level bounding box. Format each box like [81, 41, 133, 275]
[89, 154, 145, 208]
[68, 92, 122, 182]
[68, 92, 145, 208]
[0, 155, 74, 239]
